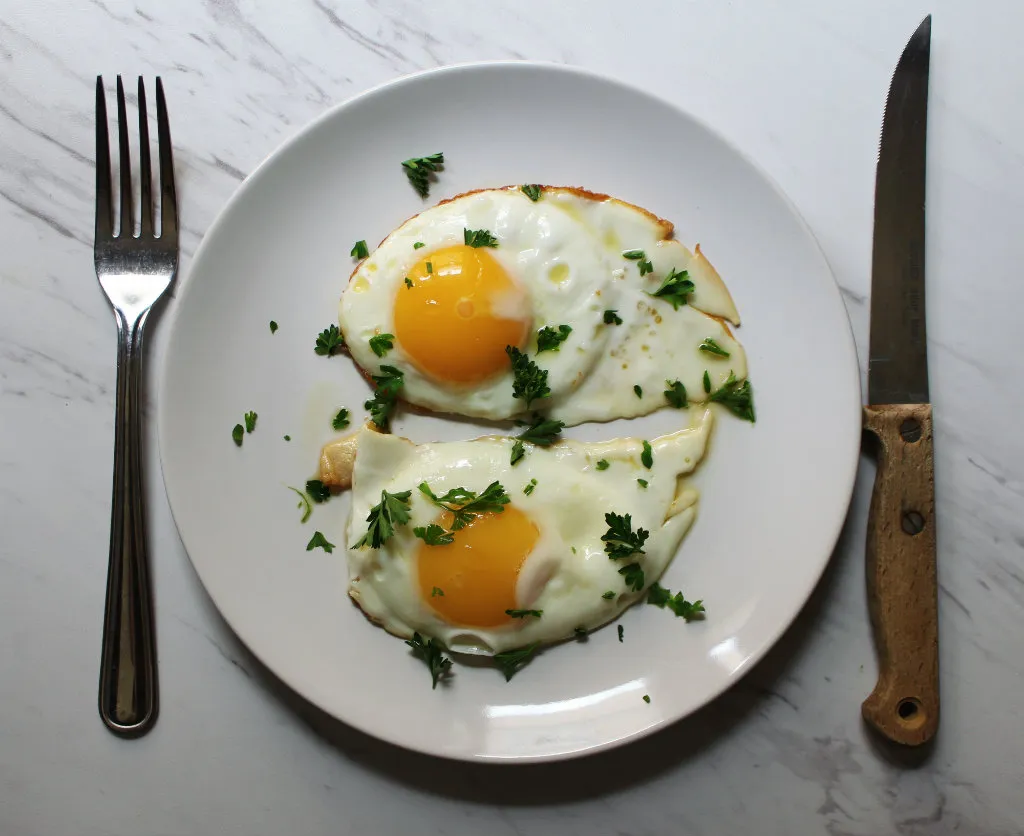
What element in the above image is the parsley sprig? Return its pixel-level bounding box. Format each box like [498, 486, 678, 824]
[648, 268, 695, 310]
[699, 338, 730, 358]
[464, 228, 499, 248]
[664, 380, 688, 408]
[515, 413, 564, 446]
[647, 582, 706, 621]
[521, 184, 542, 201]
[244, 411, 257, 433]
[306, 531, 335, 553]
[401, 153, 444, 198]
[619, 563, 645, 591]
[306, 479, 330, 503]
[364, 365, 404, 431]
[536, 324, 572, 353]
[505, 608, 542, 619]
[494, 643, 539, 681]
[332, 408, 350, 431]
[315, 324, 345, 356]
[350, 239, 369, 259]
[414, 524, 455, 546]
[602, 512, 649, 560]
[603, 309, 623, 325]
[506, 346, 550, 407]
[406, 632, 453, 689]
[352, 489, 412, 549]
[369, 333, 395, 357]
[710, 371, 756, 422]
[419, 481, 510, 530]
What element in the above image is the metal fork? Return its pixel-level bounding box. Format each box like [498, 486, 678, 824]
[94, 76, 177, 737]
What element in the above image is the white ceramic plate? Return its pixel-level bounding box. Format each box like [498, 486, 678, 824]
[160, 62, 860, 762]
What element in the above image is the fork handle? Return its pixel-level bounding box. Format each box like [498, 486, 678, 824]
[98, 312, 159, 736]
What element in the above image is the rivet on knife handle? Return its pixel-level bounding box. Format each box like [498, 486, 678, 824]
[862, 403, 938, 745]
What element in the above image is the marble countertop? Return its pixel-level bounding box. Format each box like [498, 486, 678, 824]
[3, 1, 1023, 833]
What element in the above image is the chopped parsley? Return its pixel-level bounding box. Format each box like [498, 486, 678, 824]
[633, 384, 643, 399]
[419, 481, 510, 530]
[515, 413, 564, 446]
[350, 239, 369, 259]
[618, 624, 625, 642]
[510, 439, 525, 466]
[637, 478, 648, 488]
[283, 435, 291, 441]
[352, 489, 412, 549]
[602, 590, 616, 600]
[703, 370, 712, 393]
[405, 632, 452, 689]
[602, 512, 649, 560]
[414, 241, 426, 249]
[619, 562, 645, 591]
[574, 626, 588, 640]
[414, 523, 455, 546]
[622, 249, 645, 260]
[641, 440, 653, 469]
[493, 643, 539, 681]
[643, 694, 651, 703]
[231, 423, 244, 446]
[332, 408, 350, 431]
[505, 608, 542, 619]
[404, 277, 414, 289]
[305, 479, 330, 503]
[596, 459, 610, 471]
[368, 333, 395, 357]
[521, 184, 542, 202]
[364, 365, 404, 431]
[425, 261, 433, 274]
[401, 153, 444, 198]
[603, 309, 623, 325]
[506, 345, 550, 407]
[315, 324, 345, 356]
[464, 227, 499, 248]
[523, 478, 537, 496]
[664, 380, 688, 409]
[536, 324, 572, 353]
[648, 267, 695, 309]
[269, 320, 278, 334]
[306, 531, 335, 553]
[431, 587, 444, 597]
[710, 371, 756, 422]
[647, 581, 706, 621]
[638, 257, 654, 276]
[699, 338, 730, 358]
[244, 411, 257, 433]
[288, 486, 312, 523]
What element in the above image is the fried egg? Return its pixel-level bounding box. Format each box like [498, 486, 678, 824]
[345, 408, 713, 654]
[339, 187, 747, 426]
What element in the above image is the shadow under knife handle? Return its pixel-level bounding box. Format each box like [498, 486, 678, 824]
[862, 403, 939, 745]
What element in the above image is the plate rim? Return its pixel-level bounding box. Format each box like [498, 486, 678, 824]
[158, 59, 862, 763]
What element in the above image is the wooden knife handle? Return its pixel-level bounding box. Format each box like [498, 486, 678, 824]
[861, 403, 939, 745]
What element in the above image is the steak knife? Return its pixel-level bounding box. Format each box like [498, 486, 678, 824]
[861, 15, 938, 746]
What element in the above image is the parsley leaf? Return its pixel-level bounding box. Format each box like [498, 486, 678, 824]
[641, 440, 653, 469]
[521, 184, 542, 201]
[574, 626, 588, 640]
[464, 228, 499, 248]
[288, 486, 312, 523]
[618, 624, 625, 642]
[596, 459, 610, 471]
[602, 512, 649, 560]
[369, 333, 395, 357]
[419, 481, 510, 530]
[332, 408, 350, 431]
[306, 531, 334, 553]
[232, 424, 244, 446]
[405, 632, 453, 689]
[633, 384, 643, 399]
[413, 242, 425, 249]
[510, 439, 525, 466]
[643, 694, 651, 703]
[648, 268, 695, 310]
[401, 153, 444, 198]
[269, 320, 278, 334]
[315, 324, 345, 356]
[404, 277, 414, 289]
[426, 262, 433, 274]
[619, 562, 645, 591]
[414, 524, 455, 546]
[431, 586, 444, 597]
[703, 370, 712, 393]
[622, 249, 645, 260]
[710, 371, 756, 422]
[602, 590, 616, 600]
[699, 337, 730, 358]
[352, 489, 412, 549]
[515, 413, 564, 446]
[638, 258, 653, 276]
[493, 643, 539, 681]
[647, 582, 706, 621]
[506, 345, 550, 407]
[664, 380, 688, 408]
[536, 324, 572, 353]
[350, 239, 369, 259]
[364, 365, 404, 431]
[637, 478, 648, 488]
[306, 479, 330, 503]
[244, 411, 257, 433]
[505, 608, 542, 619]
[523, 478, 537, 496]
[603, 309, 623, 325]
[283, 435, 291, 441]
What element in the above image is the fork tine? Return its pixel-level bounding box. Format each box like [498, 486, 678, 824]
[137, 78, 153, 237]
[115, 76, 133, 238]
[95, 77, 113, 242]
[155, 78, 177, 241]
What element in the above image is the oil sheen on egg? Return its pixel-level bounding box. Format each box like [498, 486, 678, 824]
[339, 186, 748, 426]
[345, 409, 713, 655]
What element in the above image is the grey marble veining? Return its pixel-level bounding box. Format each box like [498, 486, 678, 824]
[2, 1, 1024, 834]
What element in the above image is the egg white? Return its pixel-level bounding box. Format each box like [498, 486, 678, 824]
[346, 408, 714, 655]
[339, 187, 747, 426]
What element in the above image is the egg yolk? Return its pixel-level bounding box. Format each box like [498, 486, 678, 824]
[418, 505, 540, 628]
[394, 245, 531, 384]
